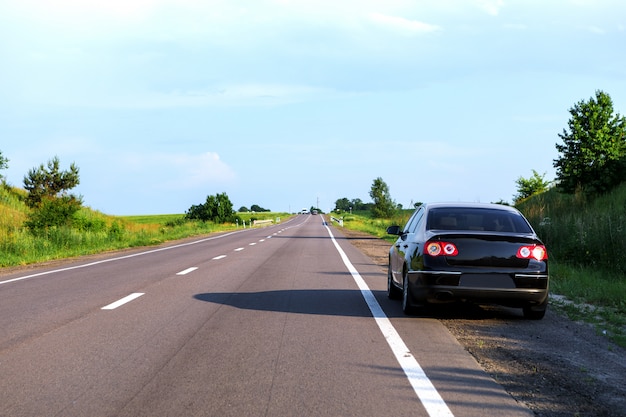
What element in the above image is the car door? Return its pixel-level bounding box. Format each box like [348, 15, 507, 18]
[391, 207, 424, 283]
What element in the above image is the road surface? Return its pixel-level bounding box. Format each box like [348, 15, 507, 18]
[0, 215, 532, 416]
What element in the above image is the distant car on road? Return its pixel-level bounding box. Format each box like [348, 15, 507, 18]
[386, 203, 549, 319]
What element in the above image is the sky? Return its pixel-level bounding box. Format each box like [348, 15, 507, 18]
[1, 0, 625, 215]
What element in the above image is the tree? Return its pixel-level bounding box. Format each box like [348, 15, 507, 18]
[369, 177, 396, 218]
[334, 197, 372, 212]
[553, 90, 626, 195]
[514, 170, 551, 203]
[22, 156, 82, 230]
[250, 204, 270, 212]
[0, 150, 8, 177]
[23, 156, 80, 208]
[334, 197, 351, 212]
[350, 198, 370, 211]
[24, 195, 83, 231]
[186, 192, 235, 223]
[0, 150, 8, 186]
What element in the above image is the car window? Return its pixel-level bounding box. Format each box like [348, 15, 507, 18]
[426, 208, 533, 233]
[410, 209, 426, 233]
[404, 207, 424, 233]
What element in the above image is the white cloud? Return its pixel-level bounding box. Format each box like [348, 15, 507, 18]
[476, 0, 504, 16]
[170, 152, 237, 189]
[117, 151, 236, 190]
[368, 13, 442, 35]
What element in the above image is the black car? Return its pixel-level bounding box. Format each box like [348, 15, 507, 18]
[386, 203, 549, 319]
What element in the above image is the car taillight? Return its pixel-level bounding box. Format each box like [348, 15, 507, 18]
[516, 245, 548, 261]
[425, 241, 458, 257]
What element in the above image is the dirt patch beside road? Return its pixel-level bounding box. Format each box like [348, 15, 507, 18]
[336, 225, 626, 417]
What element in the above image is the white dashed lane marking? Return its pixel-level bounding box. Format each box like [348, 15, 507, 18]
[102, 293, 145, 310]
[176, 267, 198, 275]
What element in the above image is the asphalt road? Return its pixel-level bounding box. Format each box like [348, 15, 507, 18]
[0, 215, 533, 417]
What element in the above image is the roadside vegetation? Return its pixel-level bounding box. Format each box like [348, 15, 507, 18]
[0, 183, 286, 268]
[518, 187, 626, 347]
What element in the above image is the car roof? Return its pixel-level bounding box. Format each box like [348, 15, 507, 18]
[421, 202, 521, 213]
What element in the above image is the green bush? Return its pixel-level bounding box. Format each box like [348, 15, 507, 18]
[25, 196, 82, 233]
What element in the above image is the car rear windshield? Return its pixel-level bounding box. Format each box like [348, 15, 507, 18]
[426, 208, 533, 233]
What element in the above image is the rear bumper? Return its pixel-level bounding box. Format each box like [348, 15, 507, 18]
[407, 270, 549, 306]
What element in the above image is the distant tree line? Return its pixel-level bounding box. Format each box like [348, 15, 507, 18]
[333, 197, 371, 212]
[238, 204, 270, 213]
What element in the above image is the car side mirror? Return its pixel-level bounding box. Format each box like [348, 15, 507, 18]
[386, 225, 402, 235]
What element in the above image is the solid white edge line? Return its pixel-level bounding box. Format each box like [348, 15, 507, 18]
[323, 219, 455, 417]
[102, 293, 144, 310]
[176, 267, 198, 275]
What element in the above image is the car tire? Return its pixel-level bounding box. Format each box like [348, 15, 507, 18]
[387, 265, 401, 300]
[401, 271, 415, 315]
[523, 299, 547, 320]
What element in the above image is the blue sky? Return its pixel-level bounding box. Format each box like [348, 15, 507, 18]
[1, 0, 625, 215]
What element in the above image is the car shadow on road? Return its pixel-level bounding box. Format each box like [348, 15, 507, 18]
[194, 288, 525, 321]
[194, 289, 376, 317]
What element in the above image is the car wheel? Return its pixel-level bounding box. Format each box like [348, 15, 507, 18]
[401, 271, 415, 315]
[387, 264, 401, 300]
[523, 299, 547, 320]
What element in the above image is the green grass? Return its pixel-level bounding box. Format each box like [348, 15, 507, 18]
[517, 184, 626, 273]
[333, 209, 413, 242]
[120, 214, 185, 224]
